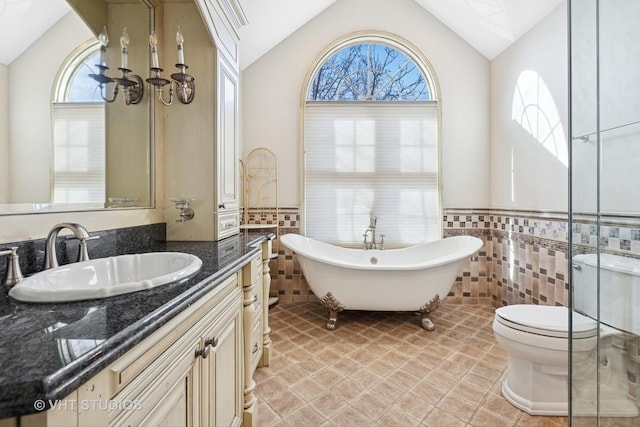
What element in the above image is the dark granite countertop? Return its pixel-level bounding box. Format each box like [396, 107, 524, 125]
[0, 233, 272, 419]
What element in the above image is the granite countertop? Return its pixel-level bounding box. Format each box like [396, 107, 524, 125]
[0, 233, 272, 419]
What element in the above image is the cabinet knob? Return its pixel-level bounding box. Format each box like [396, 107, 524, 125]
[218, 203, 226, 209]
[205, 336, 219, 348]
[195, 345, 210, 359]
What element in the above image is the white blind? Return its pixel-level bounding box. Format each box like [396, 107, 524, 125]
[52, 103, 105, 203]
[304, 102, 440, 245]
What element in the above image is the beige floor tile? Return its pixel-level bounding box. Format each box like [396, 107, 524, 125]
[309, 392, 348, 419]
[327, 405, 373, 426]
[350, 392, 390, 420]
[283, 405, 327, 426]
[395, 392, 434, 421]
[377, 406, 420, 426]
[255, 302, 573, 427]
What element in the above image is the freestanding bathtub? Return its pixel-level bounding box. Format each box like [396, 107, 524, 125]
[279, 233, 483, 330]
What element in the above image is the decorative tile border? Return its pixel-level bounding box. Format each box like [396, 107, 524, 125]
[572, 214, 640, 257]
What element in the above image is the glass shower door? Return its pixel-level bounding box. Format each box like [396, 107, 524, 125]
[570, 0, 640, 425]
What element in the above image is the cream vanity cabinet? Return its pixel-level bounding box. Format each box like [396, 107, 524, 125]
[241, 238, 273, 425]
[107, 274, 243, 427]
[12, 273, 244, 427]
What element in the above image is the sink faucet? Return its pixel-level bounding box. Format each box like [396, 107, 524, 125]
[363, 216, 385, 250]
[44, 223, 99, 269]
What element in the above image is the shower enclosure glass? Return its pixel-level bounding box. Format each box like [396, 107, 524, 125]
[570, 0, 640, 424]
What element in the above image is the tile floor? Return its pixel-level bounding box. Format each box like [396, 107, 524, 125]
[254, 302, 568, 427]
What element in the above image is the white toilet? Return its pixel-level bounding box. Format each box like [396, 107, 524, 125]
[492, 252, 640, 417]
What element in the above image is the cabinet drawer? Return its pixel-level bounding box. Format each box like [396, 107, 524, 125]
[243, 255, 261, 285]
[250, 310, 263, 372]
[216, 211, 239, 239]
[108, 274, 239, 396]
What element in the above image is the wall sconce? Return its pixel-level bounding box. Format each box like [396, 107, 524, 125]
[145, 27, 195, 106]
[88, 27, 144, 105]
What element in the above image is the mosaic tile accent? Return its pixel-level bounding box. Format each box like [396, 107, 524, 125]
[572, 215, 640, 257]
[445, 209, 568, 307]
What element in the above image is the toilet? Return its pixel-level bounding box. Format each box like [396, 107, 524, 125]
[492, 252, 640, 417]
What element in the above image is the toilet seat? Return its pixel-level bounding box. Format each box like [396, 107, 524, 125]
[495, 305, 597, 339]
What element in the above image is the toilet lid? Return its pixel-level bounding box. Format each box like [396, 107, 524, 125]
[495, 305, 597, 339]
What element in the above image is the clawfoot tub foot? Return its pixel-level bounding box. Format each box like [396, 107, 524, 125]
[419, 294, 441, 331]
[320, 292, 345, 330]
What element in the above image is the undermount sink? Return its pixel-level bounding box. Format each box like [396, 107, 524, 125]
[8, 252, 203, 303]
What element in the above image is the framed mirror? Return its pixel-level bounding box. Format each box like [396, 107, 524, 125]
[0, 0, 154, 215]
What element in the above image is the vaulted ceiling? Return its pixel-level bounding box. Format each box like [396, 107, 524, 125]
[0, 0, 564, 67]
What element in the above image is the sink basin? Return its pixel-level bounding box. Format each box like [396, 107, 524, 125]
[8, 252, 202, 303]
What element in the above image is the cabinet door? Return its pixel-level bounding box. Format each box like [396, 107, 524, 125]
[214, 54, 240, 240]
[217, 57, 239, 209]
[204, 303, 243, 427]
[111, 339, 202, 427]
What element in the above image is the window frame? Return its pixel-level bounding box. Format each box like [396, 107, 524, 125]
[50, 40, 106, 204]
[301, 31, 443, 246]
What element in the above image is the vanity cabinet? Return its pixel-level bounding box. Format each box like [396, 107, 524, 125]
[108, 274, 242, 427]
[12, 273, 244, 427]
[241, 253, 263, 425]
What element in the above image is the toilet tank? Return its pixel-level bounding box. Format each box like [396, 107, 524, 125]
[573, 253, 640, 334]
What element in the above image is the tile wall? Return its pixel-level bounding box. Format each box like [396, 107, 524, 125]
[242, 207, 572, 308]
[246, 207, 640, 408]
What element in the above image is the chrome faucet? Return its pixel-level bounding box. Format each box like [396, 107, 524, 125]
[0, 247, 23, 288]
[44, 223, 99, 269]
[363, 216, 385, 250]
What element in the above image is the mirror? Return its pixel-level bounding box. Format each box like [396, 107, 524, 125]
[0, 0, 154, 215]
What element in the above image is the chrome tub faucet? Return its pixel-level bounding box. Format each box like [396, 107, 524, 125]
[363, 216, 384, 250]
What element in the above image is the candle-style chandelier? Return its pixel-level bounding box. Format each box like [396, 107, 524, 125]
[88, 27, 144, 105]
[145, 26, 195, 105]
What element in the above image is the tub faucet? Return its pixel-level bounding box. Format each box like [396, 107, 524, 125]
[363, 216, 384, 250]
[44, 223, 99, 269]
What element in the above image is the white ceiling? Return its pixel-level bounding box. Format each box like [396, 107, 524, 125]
[0, 0, 564, 67]
[0, 0, 71, 65]
[237, 0, 564, 69]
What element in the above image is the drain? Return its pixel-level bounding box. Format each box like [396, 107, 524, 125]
[370, 256, 378, 265]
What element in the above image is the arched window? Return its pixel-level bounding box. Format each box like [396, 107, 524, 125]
[304, 35, 441, 245]
[51, 41, 105, 204]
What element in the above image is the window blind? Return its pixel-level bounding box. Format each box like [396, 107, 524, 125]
[304, 101, 440, 245]
[52, 103, 105, 203]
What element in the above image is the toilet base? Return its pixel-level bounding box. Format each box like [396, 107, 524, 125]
[502, 380, 567, 416]
[502, 379, 639, 417]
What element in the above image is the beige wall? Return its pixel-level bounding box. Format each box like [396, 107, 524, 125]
[490, 3, 568, 212]
[241, 0, 491, 209]
[162, 1, 217, 240]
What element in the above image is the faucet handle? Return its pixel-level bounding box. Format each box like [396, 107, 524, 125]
[0, 247, 24, 288]
[78, 236, 100, 262]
